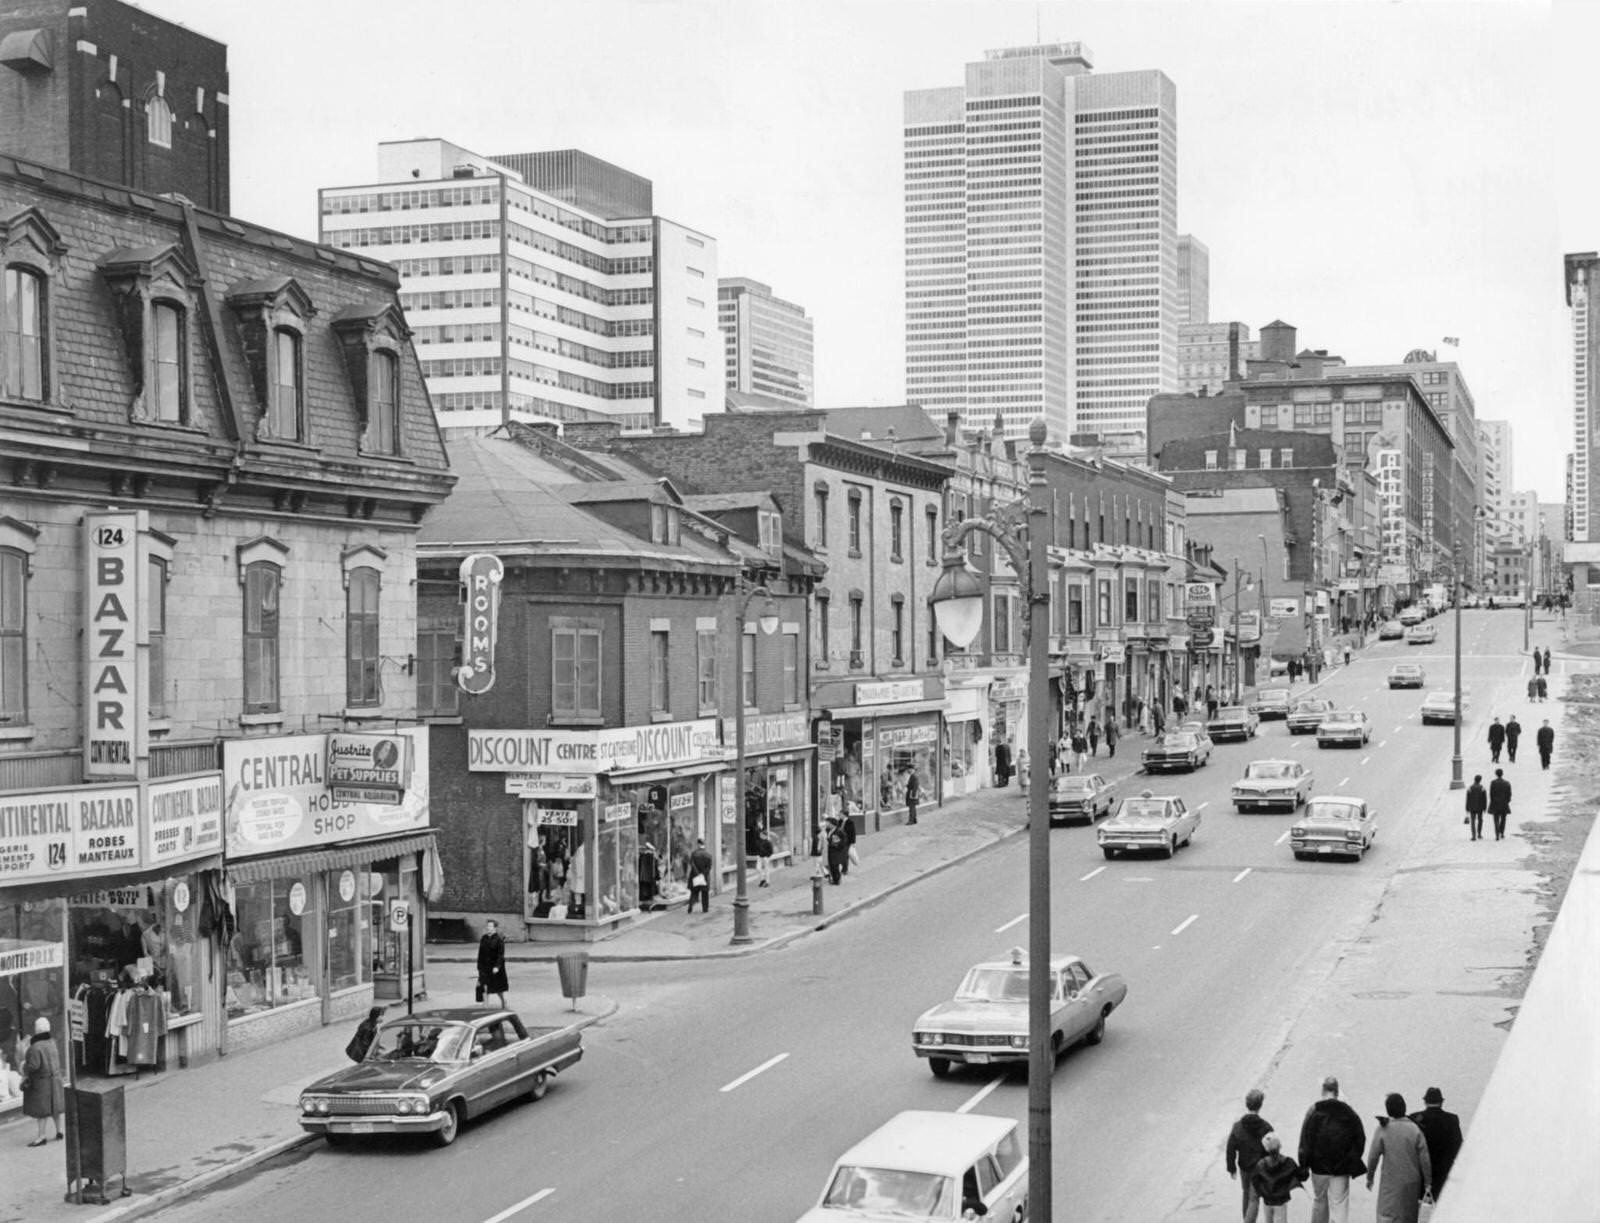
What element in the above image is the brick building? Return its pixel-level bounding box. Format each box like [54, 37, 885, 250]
[416, 429, 817, 943]
[0, 153, 453, 1070]
[0, 0, 229, 212]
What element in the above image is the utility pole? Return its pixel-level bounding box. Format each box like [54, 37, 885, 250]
[1232, 557, 1243, 705]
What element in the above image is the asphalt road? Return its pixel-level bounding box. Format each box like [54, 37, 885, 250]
[153, 611, 1548, 1223]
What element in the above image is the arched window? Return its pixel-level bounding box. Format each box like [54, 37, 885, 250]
[147, 95, 173, 147]
[271, 328, 301, 440]
[2, 266, 45, 400]
[243, 562, 281, 714]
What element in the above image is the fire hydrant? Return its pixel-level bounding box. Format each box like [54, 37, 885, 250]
[811, 869, 826, 916]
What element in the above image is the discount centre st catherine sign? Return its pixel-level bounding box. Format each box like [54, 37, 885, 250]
[467, 719, 722, 775]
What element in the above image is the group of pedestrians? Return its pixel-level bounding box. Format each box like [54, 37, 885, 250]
[1526, 645, 1552, 703]
[1053, 713, 1118, 774]
[1471, 705, 1558, 841]
[1225, 1076, 1463, 1222]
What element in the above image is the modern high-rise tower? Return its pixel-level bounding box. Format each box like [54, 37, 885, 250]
[903, 42, 1178, 446]
[719, 277, 814, 406]
[1566, 253, 1599, 548]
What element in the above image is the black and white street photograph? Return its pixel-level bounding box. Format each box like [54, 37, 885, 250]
[1, 1, 1597, 1220]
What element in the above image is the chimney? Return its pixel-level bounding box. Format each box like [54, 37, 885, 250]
[945, 411, 961, 446]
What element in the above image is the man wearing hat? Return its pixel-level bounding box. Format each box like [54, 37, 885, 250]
[1409, 1087, 1464, 1202]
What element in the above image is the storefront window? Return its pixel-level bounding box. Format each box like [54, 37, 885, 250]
[741, 765, 795, 858]
[525, 805, 588, 920]
[943, 721, 977, 783]
[327, 868, 368, 992]
[877, 722, 937, 812]
[228, 876, 316, 1017]
[628, 782, 699, 904]
[835, 726, 867, 817]
[595, 805, 639, 918]
[1, 898, 65, 1092]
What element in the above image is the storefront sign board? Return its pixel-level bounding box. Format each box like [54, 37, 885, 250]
[878, 724, 938, 747]
[0, 784, 141, 884]
[721, 711, 810, 752]
[456, 553, 504, 695]
[669, 791, 695, 811]
[0, 939, 65, 978]
[222, 728, 429, 859]
[855, 679, 925, 706]
[504, 774, 598, 799]
[145, 774, 224, 868]
[467, 720, 721, 774]
[1269, 598, 1300, 618]
[327, 733, 415, 801]
[533, 808, 579, 827]
[603, 803, 632, 824]
[82, 511, 145, 779]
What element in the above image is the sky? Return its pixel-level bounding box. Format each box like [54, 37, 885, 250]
[143, 0, 1600, 501]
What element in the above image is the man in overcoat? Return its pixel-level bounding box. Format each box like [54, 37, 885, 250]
[1464, 775, 1487, 841]
[1409, 1087, 1464, 1202]
[1486, 717, 1505, 764]
[1487, 769, 1513, 841]
[1504, 714, 1522, 764]
[1537, 719, 1555, 770]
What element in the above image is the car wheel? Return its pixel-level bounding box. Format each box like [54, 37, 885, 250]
[1162, 836, 1176, 859]
[1085, 1013, 1107, 1046]
[528, 1071, 549, 1102]
[1050, 1031, 1065, 1062]
[1102, 847, 1117, 860]
[433, 1100, 462, 1148]
[1293, 851, 1308, 861]
[928, 1057, 951, 1079]
[324, 1133, 350, 1149]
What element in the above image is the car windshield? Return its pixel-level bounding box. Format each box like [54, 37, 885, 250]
[369, 1020, 471, 1064]
[1178, 723, 1206, 735]
[1393, 666, 1420, 674]
[1305, 801, 1362, 822]
[1118, 799, 1170, 820]
[955, 967, 1030, 1002]
[1245, 762, 1294, 779]
[1260, 691, 1289, 703]
[1292, 701, 1330, 714]
[1425, 692, 1454, 702]
[1215, 707, 1247, 719]
[1326, 710, 1359, 722]
[822, 1165, 953, 1216]
[1054, 777, 1095, 793]
[1157, 734, 1195, 748]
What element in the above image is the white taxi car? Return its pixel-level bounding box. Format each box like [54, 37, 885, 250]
[1290, 796, 1376, 861]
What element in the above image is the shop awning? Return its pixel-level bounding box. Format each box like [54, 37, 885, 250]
[821, 698, 949, 721]
[604, 757, 731, 782]
[1, 853, 225, 906]
[226, 832, 437, 885]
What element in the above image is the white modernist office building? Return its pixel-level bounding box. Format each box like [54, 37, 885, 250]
[719, 277, 815, 406]
[320, 140, 722, 433]
[903, 42, 1179, 447]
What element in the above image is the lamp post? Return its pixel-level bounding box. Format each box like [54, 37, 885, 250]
[930, 420, 1053, 1223]
[731, 580, 780, 945]
[1451, 544, 1464, 790]
[1227, 559, 1256, 705]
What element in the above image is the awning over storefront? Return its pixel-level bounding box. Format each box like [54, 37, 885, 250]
[821, 698, 948, 720]
[225, 833, 436, 885]
[2, 853, 225, 905]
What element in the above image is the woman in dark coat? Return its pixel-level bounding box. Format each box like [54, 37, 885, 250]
[22, 1016, 65, 1146]
[476, 919, 509, 1009]
[346, 1005, 386, 1063]
[825, 815, 849, 884]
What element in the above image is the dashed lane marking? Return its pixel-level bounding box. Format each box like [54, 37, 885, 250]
[1232, 868, 1252, 884]
[719, 1053, 789, 1093]
[957, 1075, 1007, 1115]
[1196, 802, 1209, 812]
[1379, 741, 1387, 748]
[995, 912, 1027, 933]
[1339, 777, 1350, 787]
[482, 1189, 556, 1223]
[1360, 756, 1370, 765]
[1275, 830, 1291, 845]
[1079, 866, 1106, 883]
[1172, 914, 1199, 936]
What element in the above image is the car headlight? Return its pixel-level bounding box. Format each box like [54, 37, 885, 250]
[920, 1032, 942, 1045]
[1345, 830, 1363, 842]
[1010, 1035, 1028, 1049]
[1291, 827, 1305, 838]
[299, 1095, 319, 1114]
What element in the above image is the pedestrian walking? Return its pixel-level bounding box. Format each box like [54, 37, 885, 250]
[1071, 728, 1089, 775]
[1056, 732, 1071, 775]
[904, 770, 920, 827]
[345, 1005, 385, 1063]
[1487, 717, 1505, 764]
[994, 738, 1013, 788]
[1087, 719, 1100, 757]
[1537, 719, 1555, 770]
[1174, 692, 1188, 719]
[1537, 674, 1548, 702]
[825, 817, 848, 885]
[1505, 715, 1522, 763]
[1226, 1088, 1275, 1223]
[1464, 775, 1487, 841]
[1527, 676, 1538, 703]
[754, 827, 775, 884]
[1365, 1093, 1432, 1223]
[1104, 716, 1118, 758]
[21, 1016, 64, 1146]
[840, 810, 858, 873]
[476, 919, 509, 1007]
[1250, 1135, 1308, 1223]
[687, 838, 714, 911]
[1152, 703, 1166, 736]
[1543, 647, 1553, 675]
[1298, 1075, 1366, 1223]
[1488, 769, 1513, 841]
[1409, 1087, 1463, 1204]
[1343, 644, 1352, 667]
[1532, 646, 1543, 676]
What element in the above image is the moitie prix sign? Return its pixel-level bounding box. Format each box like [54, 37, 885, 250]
[455, 553, 504, 696]
[83, 512, 146, 779]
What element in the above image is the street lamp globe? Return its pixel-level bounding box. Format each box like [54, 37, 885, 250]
[929, 554, 986, 649]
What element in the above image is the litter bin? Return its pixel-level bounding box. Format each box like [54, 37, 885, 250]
[555, 951, 589, 1010]
[66, 1081, 130, 1205]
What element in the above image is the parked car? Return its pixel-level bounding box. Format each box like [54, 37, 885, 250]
[1287, 698, 1335, 735]
[1141, 730, 1212, 773]
[1049, 773, 1115, 825]
[1399, 606, 1425, 626]
[297, 1008, 582, 1148]
[1098, 791, 1198, 859]
[1206, 705, 1261, 742]
[1377, 619, 1405, 640]
[1290, 796, 1377, 861]
[1316, 709, 1372, 748]
[1406, 624, 1438, 645]
[909, 948, 1129, 1078]
[1231, 759, 1313, 812]
[1250, 688, 1292, 720]
[1420, 690, 1466, 724]
[1387, 663, 1427, 689]
[797, 1110, 1027, 1223]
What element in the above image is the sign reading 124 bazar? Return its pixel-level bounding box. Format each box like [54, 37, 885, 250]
[83, 511, 146, 779]
[223, 729, 429, 859]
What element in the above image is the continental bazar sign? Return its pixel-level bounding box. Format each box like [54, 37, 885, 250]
[467, 719, 721, 774]
[0, 774, 223, 887]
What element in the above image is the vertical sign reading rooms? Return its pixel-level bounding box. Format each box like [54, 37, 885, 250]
[456, 553, 503, 695]
[83, 511, 145, 779]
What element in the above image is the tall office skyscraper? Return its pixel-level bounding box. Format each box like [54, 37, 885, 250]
[1566, 253, 1598, 545]
[903, 42, 1178, 445]
[719, 278, 814, 406]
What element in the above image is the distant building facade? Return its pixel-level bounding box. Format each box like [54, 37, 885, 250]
[1176, 234, 1209, 325]
[319, 139, 722, 434]
[718, 277, 813, 406]
[1565, 254, 1599, 577]
[1177, 322, 1257, 393]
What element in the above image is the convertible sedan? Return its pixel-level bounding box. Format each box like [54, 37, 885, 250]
[1420, 690, 1467, 725]
[297, 1009, 582, 1147]
[1206, 705, 1261, 742]
[1231, 759, 1313, 812]
[1098, 791, 1198, 859]
[1049, 773, 1115, 825]
[1317, 709, 1372, 748]
[1290, 796, 1377, 861]
[1406, 624, 1438, 646]
[911, 949, 1128, 1077]
[1287, 698, 1335, 735]
[1387, 663, 1427, 689]
[1142, 730, 1212, 773]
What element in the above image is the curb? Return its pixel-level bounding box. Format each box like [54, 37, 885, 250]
[84, 1000, 620, 1223]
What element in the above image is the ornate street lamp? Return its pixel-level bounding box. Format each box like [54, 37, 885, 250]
[929, 419, 1054, 1223]
[731, 580, 780, 945]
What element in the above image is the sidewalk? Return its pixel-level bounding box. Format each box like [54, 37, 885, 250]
[1, 968, 616, 1223]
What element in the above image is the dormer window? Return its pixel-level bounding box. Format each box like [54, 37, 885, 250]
[151, 301, 186, 422]
[271, 330, 302, 440]
[228, 276, 315, 444]
[1, 206, 67, 407]
[332, 301, 411, 458]
[100, 243, 201, 425]
[651, 503, 680, 545]
[759, 510, 782, 556]
[367, 351, 398, 454]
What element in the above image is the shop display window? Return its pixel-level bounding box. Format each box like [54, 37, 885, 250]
[877, 724, 938, 812]
[742, 766, 794, 858]
[227, 876, 316, 1018]
[1, 898, 65, 1097]
[595, 810, 639, 919]
[328, 868, 372, 992]
[526, 805, 588, 920]
[836, 731, 867, 816]
[627, 782, 697, 906]
[943, 721, 977, 782]
[368, 860, 416, 989]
